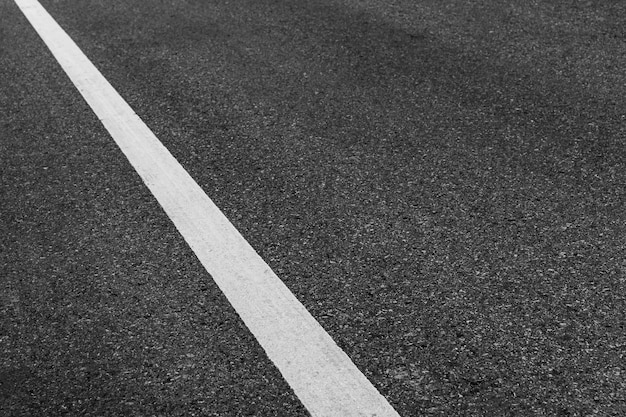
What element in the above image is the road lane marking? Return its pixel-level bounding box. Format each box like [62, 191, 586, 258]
[14, 0, 401, 415]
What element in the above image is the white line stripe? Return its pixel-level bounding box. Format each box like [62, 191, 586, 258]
[15, 0, 401, 416]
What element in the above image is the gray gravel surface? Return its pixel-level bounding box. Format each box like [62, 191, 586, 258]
[2, 0, 625, 415]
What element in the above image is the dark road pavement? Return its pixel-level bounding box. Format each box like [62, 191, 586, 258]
[2, 0, 625, 415]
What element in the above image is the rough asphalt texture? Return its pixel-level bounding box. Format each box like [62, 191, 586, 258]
[1, 0, 625, 415]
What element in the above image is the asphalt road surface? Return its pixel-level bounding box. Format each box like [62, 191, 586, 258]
[1, 0, 625, 416]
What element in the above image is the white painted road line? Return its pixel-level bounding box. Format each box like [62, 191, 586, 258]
[14, 0, 401, 415]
